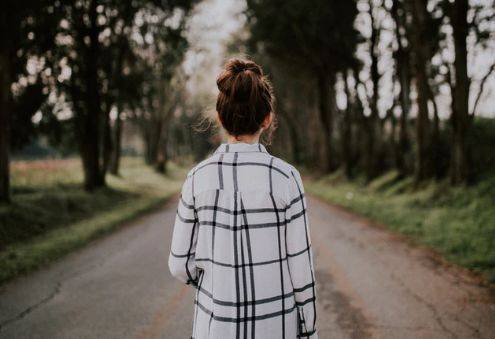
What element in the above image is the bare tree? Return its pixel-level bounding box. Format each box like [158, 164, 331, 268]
[408, 0, 432, 182]
[448, 0, 470, 184]
[390, 0, 412, 177]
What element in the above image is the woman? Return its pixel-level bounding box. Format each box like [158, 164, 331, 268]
[169, 58, 317, 339]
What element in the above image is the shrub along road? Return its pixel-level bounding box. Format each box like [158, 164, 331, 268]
[0, 196, 493, 338]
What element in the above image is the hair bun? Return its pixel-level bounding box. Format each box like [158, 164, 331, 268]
[216, 58, 264, 98]
[228, 59, 263, 76]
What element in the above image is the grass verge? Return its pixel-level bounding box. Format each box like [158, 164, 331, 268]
[306, 171, 495, 284]
[0, 158, 186, 284]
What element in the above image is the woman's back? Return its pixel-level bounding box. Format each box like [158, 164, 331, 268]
[169, 142, 317, 338]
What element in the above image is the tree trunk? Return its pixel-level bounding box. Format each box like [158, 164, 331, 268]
[0, 47, 10, 203]
[397, 59, 411, 177]
[81, 0, 104, 191]
[341, 74, 353, 178]
[316, 72, 334, 172]
[391, 0, 411, 177]
[280, 112, 301, 164]
[414, 74, 430, 182]
[410, 0, 431, 182]
[109, 106, 123, 175]
[350, 67, 367, 172]
[389, 106, 400, 173]
[427, 86, 442, 179]
[156, 127, 169, 174]
[109, 39, 126, 176]
[101, 107, 113, 176]
[450, 0, 470, 184]
[366, 0, 381, 181]
[144, 119, 163, 165]
[281, 91, 304, 164]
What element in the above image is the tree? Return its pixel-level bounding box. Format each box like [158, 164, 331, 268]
[364, 0, 383, 181]
[407, 0, 433, 182]
[102, 5, 141, 176]
[0, 17, 10, 202]
[438, 0, 494, 183]
[449, 0, 469, 184]
[246, 0, 359, 172]
[131, 16, 189, 170]
[55, 0, 195, 190]
[0, 4, 10, 202]
[56, 0, 131, 190]
[390, 0, 412, 177]
[0, 1, 62, 202]
[241, 0, 493, 185]
[341, 72, 356, 178]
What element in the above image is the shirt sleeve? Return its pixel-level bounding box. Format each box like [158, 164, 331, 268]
[286, 168, 318, 338]
[168, 173, 200, 286]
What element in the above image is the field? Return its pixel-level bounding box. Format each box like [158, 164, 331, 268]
[306, 171, 495, 284]
[0, 158, 186, 284]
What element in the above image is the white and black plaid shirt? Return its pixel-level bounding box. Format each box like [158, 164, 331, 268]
[169, 142, 317, 339]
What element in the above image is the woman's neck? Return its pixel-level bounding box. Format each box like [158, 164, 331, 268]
[227, 134, 260, 144]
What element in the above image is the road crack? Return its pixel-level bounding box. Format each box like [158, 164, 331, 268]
[0, 282, 62, 332]
[389, 270, 466, 339]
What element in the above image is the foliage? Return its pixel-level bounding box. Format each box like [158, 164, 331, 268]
[246, 0, 360, 73]
[244, 0, 494, 185]
[307, 172, 495, 283]
[468, 118, 495, 178]
[245, 0, 360, 172]
[1, 0, 198, 199]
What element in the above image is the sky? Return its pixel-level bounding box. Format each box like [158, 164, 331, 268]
[183, 0, 246, 99]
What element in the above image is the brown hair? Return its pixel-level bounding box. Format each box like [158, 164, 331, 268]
[216, 58, 275, 139]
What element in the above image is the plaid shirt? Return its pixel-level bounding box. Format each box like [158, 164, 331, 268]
[169, 142, 317, 339]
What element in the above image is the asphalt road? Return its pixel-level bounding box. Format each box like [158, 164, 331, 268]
[0, 195, 494, 339]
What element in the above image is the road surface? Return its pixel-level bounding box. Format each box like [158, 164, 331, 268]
[0, 195, 494, 339]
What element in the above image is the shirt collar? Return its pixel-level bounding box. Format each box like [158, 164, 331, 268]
[214, 142, 268, 154]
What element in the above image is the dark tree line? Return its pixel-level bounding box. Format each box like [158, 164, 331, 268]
[245, 0, 495, 185]
[0, 0, 197, 203]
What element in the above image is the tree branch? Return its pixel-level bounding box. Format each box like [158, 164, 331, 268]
[471, 62, 495, 117]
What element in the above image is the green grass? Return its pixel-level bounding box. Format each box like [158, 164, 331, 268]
[306, 171, 495, 284]
[0, 158, 186, 284]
